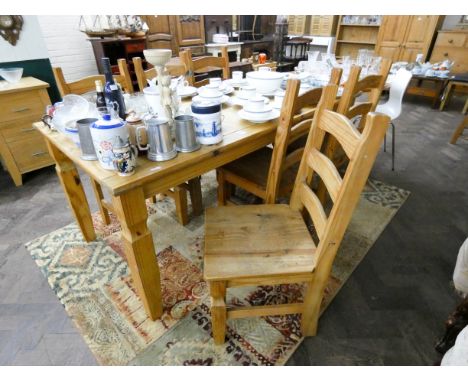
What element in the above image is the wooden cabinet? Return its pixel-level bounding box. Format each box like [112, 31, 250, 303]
[375, 16, 411, 61]
[430, 30, 468, 74]
[308, 16, 338, 36]
[140, 15, 179, 53]
[141, 15, 205, 56]
[89, 37, 147, 75]
[287, 16, 338, 37]
[175, 16, 205, 47]
[0, 77, 53, 186]
[287, 16, 309, 35]
[376, 16, 444, 62]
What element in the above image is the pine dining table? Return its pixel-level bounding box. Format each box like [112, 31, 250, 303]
[34, 96, 310, 320]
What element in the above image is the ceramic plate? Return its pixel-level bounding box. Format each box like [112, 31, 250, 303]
[255, 89, 280, 97]
[221, 85, 235, 95]
[192, 95, 230, 104]
[177, 86, 198, 97]
[231, 95, 269, 107]
[243, 105, 273, 114]
[238, 109, 280, 124]
[224, 79, 249, 87]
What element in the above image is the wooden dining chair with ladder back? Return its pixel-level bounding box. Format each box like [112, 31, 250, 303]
[321, 59, 391, 169]
[53, 61, 134, 96]
[204, 84, 390, 344]
[216, 67, 343, 205]
[179, 46, 230, 88]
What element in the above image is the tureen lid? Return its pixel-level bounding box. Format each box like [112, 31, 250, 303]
[92, 114, 126, 129]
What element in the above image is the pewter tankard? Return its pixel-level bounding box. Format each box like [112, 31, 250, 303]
[137, 116, 177, 162]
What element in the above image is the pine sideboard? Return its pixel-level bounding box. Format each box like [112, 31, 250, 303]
[0, 77, 54, 186]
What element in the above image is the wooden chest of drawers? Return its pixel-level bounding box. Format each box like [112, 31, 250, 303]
[430, 30, 468, 74]
[0, 77, 54, 186]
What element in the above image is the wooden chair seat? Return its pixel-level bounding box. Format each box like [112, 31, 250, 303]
[220, 147, 299, 200]
[204, 204, 317, 282]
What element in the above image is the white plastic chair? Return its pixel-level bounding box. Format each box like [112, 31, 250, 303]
[376, 68, 413, 170]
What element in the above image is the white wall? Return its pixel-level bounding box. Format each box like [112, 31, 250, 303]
[37, 15, 99, 81]
[0, 16, 49, 63]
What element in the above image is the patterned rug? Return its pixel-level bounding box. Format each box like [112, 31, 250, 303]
[25, 171, 409, 365]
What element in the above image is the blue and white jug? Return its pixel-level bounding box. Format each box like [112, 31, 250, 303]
[90, 114, 130, 170]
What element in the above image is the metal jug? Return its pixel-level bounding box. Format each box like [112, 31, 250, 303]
[137, 116, 177, 162]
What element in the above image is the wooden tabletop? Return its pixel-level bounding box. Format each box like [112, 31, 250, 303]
[35, 96, 279, 196]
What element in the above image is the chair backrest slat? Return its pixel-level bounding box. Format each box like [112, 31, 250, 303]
[319, 111, 361, 159]
[117, 59, 134, 94]
[299, 182, 327, 240]
[290, 84, 390, 268]
[307, 148, 343, 203]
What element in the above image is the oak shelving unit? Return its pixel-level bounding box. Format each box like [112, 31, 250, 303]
[333, 15, 381, 58]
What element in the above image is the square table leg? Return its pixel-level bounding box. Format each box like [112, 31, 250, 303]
[111, 187, 163, 320]
[45, 140, 96, 242]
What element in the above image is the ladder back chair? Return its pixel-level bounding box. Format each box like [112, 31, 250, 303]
[179, 46, 230, 88]
[204, 84, 390, 344]
[132, 56, 187, 92]
[52, 64, 202, 226]
[322, 59, 391, 170]
[217, 67, 342, 205]
[52, 62, 133, 96]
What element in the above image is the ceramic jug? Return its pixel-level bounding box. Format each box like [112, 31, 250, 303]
[90, 114, 130, 170]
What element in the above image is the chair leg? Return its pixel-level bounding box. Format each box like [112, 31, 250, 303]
[209, 281, 227, 345]
[151, 195, 157, 204]
[391, 121, 395, 171]
[187, 177, 203, 216]
[439, 82, 454, 111]
[301, 276, 323, 337]
[91, 179, 111, 225]
[383, 133, 387, 152]
[173, 186, 189, 226]
[463, 99, 468, 115]
[216, 169, 231, 206]
[450, 115, 468, 145]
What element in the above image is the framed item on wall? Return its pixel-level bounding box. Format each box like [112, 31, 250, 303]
[0, 15, 23, 46]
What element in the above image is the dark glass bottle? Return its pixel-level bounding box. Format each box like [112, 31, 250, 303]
[95, 80, 107, 108]
[101, 57, 126, 119]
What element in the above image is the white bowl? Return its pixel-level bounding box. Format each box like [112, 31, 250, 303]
[0, 67, 23, 84]
[246, 71, 284, 94]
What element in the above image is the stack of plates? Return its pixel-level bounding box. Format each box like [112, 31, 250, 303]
[238, 104, 280, 124]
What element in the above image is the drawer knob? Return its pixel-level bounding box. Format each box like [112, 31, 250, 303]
[448, 39, 454, 43]
[32, 151, 47, 157]
[12, 107, 30, 113]
[444, 52, 449, 57]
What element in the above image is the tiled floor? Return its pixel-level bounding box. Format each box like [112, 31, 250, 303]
[0, 95, 467, 365]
